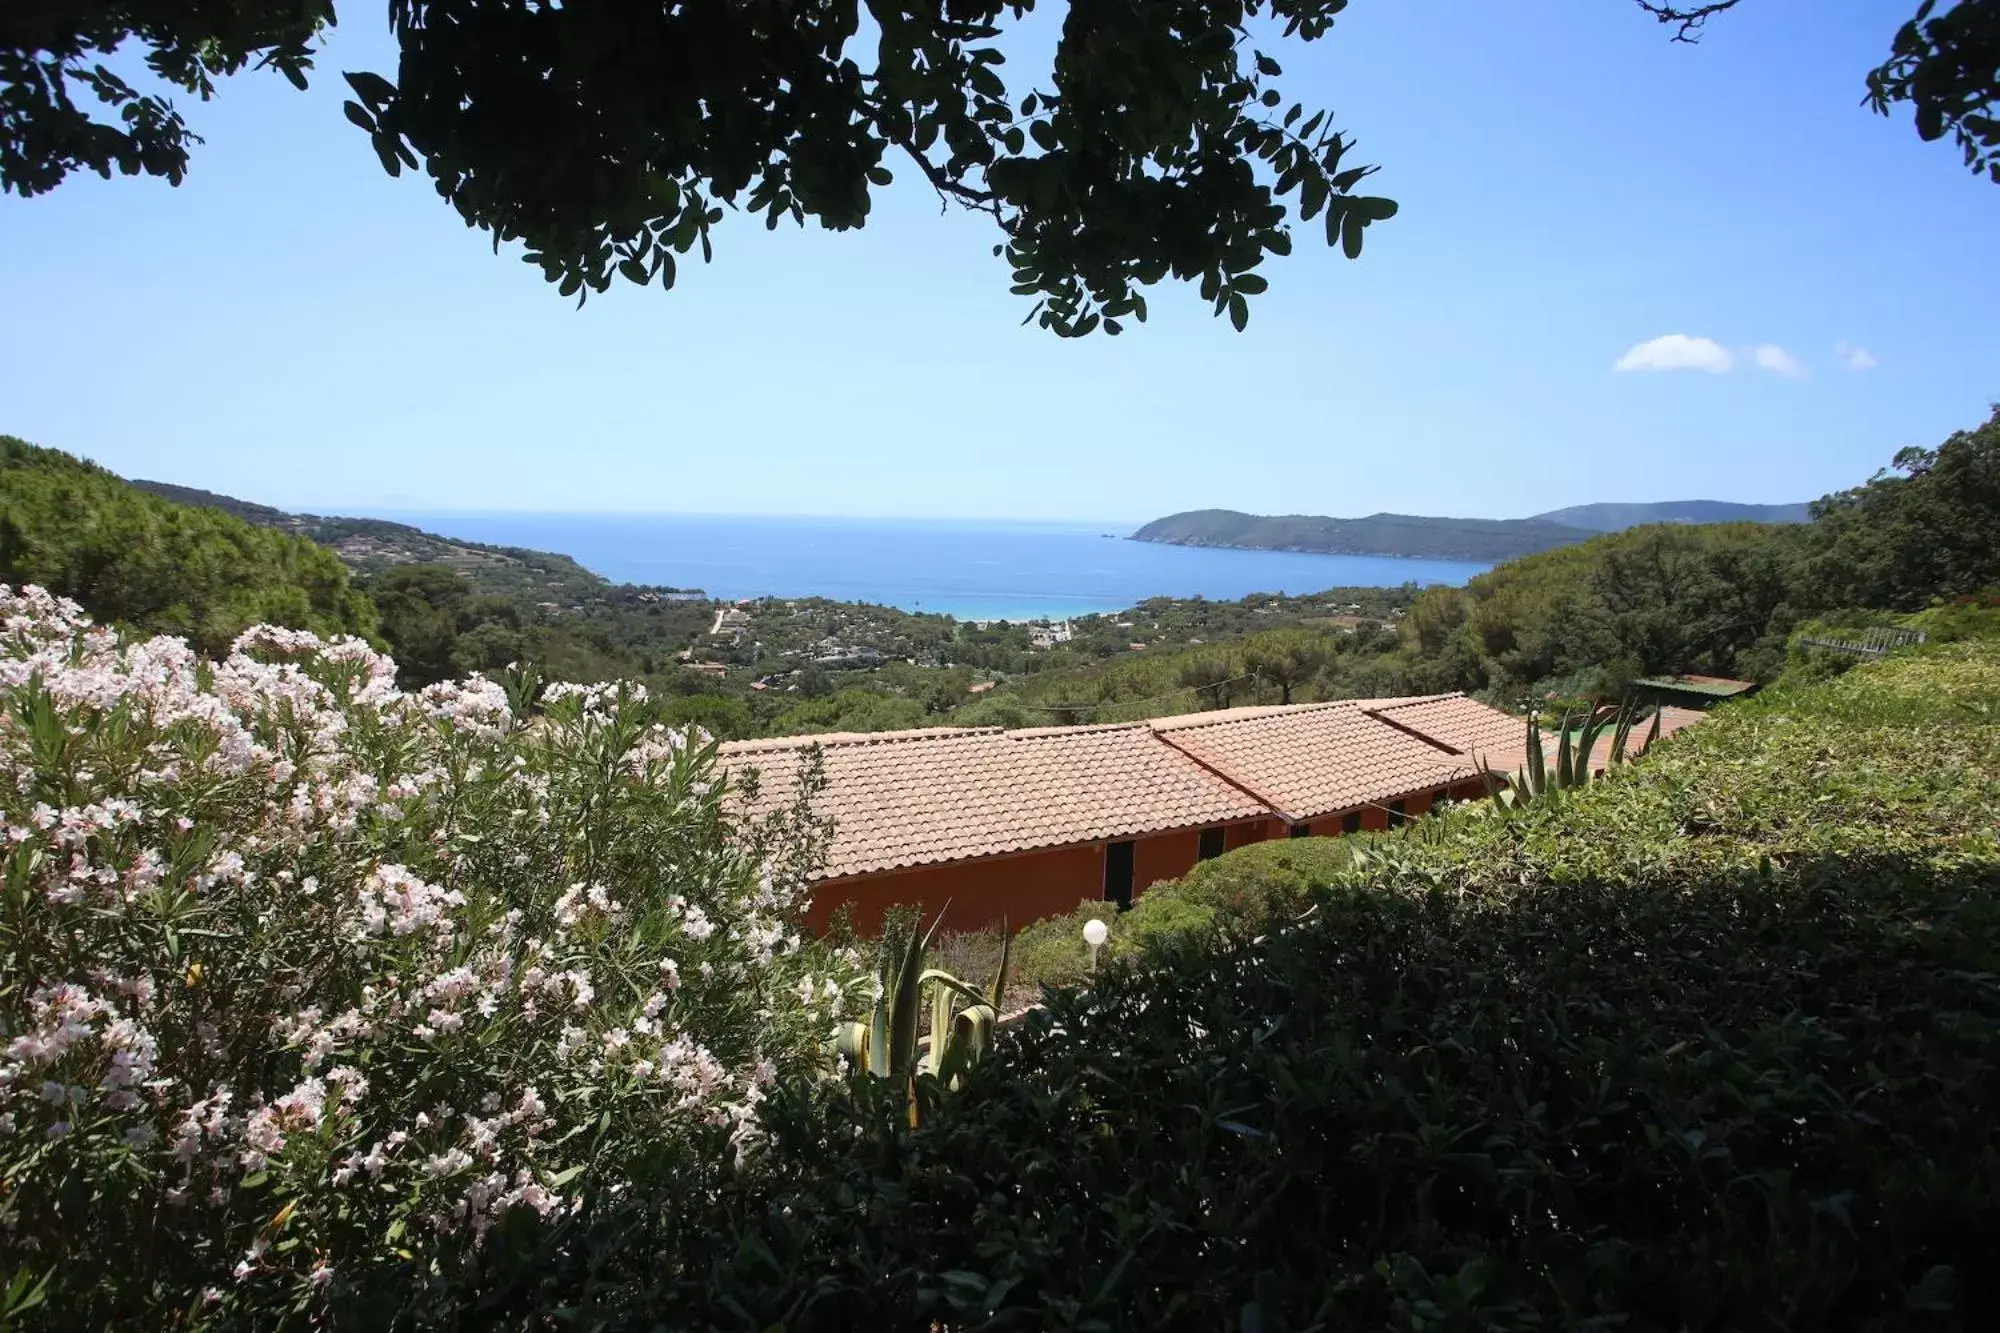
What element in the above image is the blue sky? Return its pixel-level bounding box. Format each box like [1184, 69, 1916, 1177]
[1, 0, 1993, 522]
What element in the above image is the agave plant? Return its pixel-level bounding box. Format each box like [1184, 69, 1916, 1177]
[1479, 695, 1662, 809]
[834, 907, 1013, 1124]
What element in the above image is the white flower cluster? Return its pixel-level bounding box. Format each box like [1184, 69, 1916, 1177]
[0, 585, 865, 1317]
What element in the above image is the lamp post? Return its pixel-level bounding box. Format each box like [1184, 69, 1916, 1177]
[1083, 917, 1108, 972]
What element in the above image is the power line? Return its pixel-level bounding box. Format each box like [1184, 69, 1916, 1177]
[1010, 669, 1265, 716]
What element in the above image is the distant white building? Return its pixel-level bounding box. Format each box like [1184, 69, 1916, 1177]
[1028, 619, 1073, 650]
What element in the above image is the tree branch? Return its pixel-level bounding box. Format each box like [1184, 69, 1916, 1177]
[892, 136, 1003, 220]
[1632, 0, 1746, 42]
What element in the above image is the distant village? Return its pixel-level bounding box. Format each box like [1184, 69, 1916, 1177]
[666, 599, 1097, 691]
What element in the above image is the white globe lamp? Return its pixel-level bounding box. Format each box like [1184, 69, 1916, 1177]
[1083, 917, 1109, 970]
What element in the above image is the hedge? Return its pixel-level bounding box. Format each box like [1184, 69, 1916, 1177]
[537, 641, 2000, 1331]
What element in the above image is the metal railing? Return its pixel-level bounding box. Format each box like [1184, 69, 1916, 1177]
[1796, 626, 1928, 658]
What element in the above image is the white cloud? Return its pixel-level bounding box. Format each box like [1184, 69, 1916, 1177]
[1836, 341, 1878, 372]
[1752, 344, 1806, 378]
[1613, 334, 1733, 374]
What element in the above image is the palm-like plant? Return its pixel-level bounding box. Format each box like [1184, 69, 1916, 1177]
[1479, 695, 1663, 808]
[834, 907, 1012, 1125]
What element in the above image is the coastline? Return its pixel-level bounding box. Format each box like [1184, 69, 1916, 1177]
[1124, 534, 1526, 564]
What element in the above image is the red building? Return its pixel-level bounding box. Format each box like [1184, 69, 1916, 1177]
[721, 693, 1694, 934]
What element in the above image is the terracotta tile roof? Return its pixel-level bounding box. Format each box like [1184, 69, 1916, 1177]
[1150, 701, 1475, 823]
[719, 722, 1271, 881]
[720, 692, 1628, 881]
[1654, 705, 1707, 740]
[1363, 694, 1526, 764]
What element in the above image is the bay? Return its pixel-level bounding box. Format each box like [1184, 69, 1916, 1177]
[371, 512, 1493, 621]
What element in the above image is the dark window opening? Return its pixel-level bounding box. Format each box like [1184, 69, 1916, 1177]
[1388, 800, 1407, 829]
[1289, 822, 1312, 839]
[1341, 811, 1362, 835]
[1103, 840, 1135, 910]
[1197, 827, 1226, 861]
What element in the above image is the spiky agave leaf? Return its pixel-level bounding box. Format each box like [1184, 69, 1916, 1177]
[1524, 713, 1546, 796]
[886, 906, 950, 1080]
[1554, 710, 1577, 790]
[936, 1002, 999, 1090]
[1609, 695, 1637, 767]
[989, 918, 1013, 1012]
[865, 985, 890, 1078]
[835, 1019, 870, 1069]
[1575, 703, 1618, 786]
[924, 967, 956, 1078]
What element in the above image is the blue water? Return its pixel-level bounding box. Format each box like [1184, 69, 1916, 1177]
[371, 512, 1492, 621]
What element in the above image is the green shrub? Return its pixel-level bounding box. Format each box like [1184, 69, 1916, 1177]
[1906, 593, 2000, 642]
[0, 436, 376, 652]
[1001, 839, 1363, 995]
[622, 640, 2000, 1331]
[1007, 899, 1119, 997]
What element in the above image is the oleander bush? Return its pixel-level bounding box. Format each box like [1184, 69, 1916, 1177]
[0, 585, 865, 1328]
[648, 641, 2000, 1331]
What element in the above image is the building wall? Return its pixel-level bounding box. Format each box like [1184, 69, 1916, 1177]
[804, 779, 1498, 936]
[1134, 828, 1203, 892]
[805, 821, 1260, 935]
[1229, 819, 1283, 850]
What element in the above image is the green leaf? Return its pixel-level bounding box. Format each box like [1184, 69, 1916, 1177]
[866, 165, 893, 186]
[1228, 292, 1250, 331]
[1300, 172, 1329, 221]
[1340, 211, 1366, 259]
[342, 71, 397, 106]
[370, 133, 404, 178]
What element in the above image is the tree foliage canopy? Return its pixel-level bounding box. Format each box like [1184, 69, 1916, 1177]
[1641, 0, 2000, 183]
[12, 2, 1991, 333]
[1386, 405, 2000, 703]
[3, 0, 1394, 335]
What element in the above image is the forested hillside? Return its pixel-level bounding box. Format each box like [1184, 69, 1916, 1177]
[973, 406, 2000, 723]
[131, 478, 625, 600]
[1131, 508, 1595, 561]
[1530, 498, 1811, 531]
[1393, 404, 2000, 703]
[11, 403, 1997, 737]
[0, 437, 376, 652]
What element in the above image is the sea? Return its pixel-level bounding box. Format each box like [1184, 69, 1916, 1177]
[374, 512, 1493, 622]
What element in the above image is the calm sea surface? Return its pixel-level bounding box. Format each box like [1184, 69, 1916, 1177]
[374, 512, 1493, 621]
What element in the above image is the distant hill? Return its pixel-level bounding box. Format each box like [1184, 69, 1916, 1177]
[1129, 510, 1599, 563]
[1530, 500, 1812, 532]
[130, 479, 632, 602]
[1, 437, 376, 652]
